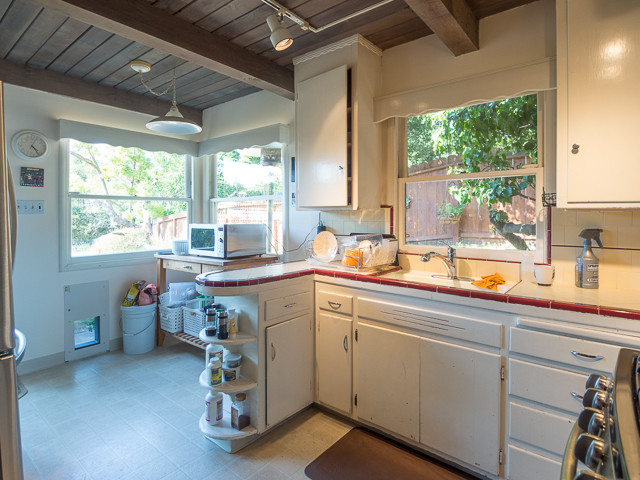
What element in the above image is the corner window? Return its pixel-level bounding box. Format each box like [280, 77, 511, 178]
[63, 139, 190, 269]
[399, 94, 544, 260]
[211, 146, 283, 254]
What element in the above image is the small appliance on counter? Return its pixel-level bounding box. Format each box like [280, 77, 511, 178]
[560, 348, 640, 480]
[188, 223, 266, 258]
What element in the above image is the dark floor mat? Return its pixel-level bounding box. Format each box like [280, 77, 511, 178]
[305, 427, 478, 480]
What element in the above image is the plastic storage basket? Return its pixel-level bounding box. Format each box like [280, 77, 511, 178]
[159, 305, 183, 333]
[182, 298, 210, 337]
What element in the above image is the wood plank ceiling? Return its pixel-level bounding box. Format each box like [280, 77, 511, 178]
[0, 0, 537, 124]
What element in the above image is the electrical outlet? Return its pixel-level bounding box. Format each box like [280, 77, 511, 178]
[17, 200, 44, 215]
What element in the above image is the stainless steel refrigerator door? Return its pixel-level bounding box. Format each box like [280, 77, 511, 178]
[0, 354, 23, 480]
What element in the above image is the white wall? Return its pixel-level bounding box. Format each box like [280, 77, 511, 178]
[4, 84, 195, 373]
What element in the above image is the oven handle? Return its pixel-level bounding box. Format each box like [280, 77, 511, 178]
[560, 422, 581, 480]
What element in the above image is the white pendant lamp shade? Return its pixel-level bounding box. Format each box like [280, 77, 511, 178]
[266, 14, 293, 51]
[146, 103, 202, 135]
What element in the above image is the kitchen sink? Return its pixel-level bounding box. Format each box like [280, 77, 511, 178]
[380, 270, 517, 294]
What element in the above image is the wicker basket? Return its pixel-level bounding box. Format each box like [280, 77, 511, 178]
[159, 305, 183, 333]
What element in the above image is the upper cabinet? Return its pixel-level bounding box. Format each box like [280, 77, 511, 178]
[295, 36, 382, 210]
[556, 0, 640, 208]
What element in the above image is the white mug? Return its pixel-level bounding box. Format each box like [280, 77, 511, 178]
[534, 264, 555, 286]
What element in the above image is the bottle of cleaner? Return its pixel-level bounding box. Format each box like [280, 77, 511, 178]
[575, 228, 603, 289]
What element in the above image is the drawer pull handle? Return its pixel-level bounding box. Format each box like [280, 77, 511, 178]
[571, 350, 604, 361]
[284, 303, 296, 309]
[328, 301, 342, 310]
[571, 391, 584, 402]
[271, 343, 276, 361]
[343, 335, 348, 352]
[182, 265, 193, 270]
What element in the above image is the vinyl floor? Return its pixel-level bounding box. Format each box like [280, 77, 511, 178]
[18, 342, 353, 480]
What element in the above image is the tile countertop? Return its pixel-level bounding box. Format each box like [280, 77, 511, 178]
[195, 261, 640, 320]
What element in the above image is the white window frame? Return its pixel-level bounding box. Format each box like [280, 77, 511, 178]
[60, 139, 193, 271]
[208, 146, 286, 255]
[397, 91, 553, 263]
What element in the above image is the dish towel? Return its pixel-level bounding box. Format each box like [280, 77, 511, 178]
[471, 273, 506, 291]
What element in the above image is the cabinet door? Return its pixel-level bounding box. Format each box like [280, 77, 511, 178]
[296, 65, 348, 208]
[266, 314, 313, 427]
[316, 312, 352, 414]
[420, 337, 502, 475]
[356, 323, 420, 441]
[559, 0, 640, 205]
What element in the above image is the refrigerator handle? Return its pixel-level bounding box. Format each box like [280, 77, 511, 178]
[7, 166, 16, 269]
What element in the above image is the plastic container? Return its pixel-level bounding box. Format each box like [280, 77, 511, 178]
[207, 357, 222, 387]
[228, 308, 237, 339]
[168, 282, 196, 304]
[205, 344, 223, 368]
[171, 239, 188, 255]
[222, 364, 241, 382]
[225, 353, 242, 367]
[121, 303, 156, 354]
[231, 393, 250, 430]
[205, 391, 223, 426]
[159, 305, 183, 333]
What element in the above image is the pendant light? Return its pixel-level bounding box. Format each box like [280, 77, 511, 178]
[130, 60, 202, 135]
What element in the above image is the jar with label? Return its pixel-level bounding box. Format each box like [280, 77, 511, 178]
[205, 343, 223, 368]
[228, 308, 237, 339]
[216, 310, 229, 340]
[231, 392, 250, 430]
[207, 357, 222, 386]
[205, 390, 223, 426]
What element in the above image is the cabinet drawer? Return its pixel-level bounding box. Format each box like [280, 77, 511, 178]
[265, 292, 312, 323]
[509, 402, 575, 456]
[509, 359, 587, 414]
[163, 259, 202, 274]
[317, 289, 353, 316]
[508, 445, 561, 480]
[510, 327, 620, 374]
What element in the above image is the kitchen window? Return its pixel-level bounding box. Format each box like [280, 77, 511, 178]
[62, 139, 191, 269]
[399, 93, 547, 262]
[210, 146, 283, 254]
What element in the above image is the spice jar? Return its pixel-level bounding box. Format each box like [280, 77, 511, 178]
[231, 393, 250, 430]
[205, 307, 217, 337]
[216, 309, 229, 340]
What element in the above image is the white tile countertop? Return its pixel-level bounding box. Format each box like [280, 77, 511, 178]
[195, 260, 640, 320]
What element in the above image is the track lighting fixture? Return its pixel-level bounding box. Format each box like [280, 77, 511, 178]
[266, 13, 293, 51]
[130, 60, 202, 135]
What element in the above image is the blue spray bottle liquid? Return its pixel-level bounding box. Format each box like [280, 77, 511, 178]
[575, 229, 603, 289]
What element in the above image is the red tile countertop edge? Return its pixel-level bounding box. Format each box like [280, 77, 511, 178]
[196, 267, 640, 321]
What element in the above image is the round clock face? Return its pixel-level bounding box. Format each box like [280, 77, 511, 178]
[12, 131, 49, 161]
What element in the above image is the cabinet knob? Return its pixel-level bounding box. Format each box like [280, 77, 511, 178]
[572, 144, 580, 154]
[337, 165, 344, 176]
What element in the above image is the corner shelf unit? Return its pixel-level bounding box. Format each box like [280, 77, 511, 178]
[198, 328, 258, 444]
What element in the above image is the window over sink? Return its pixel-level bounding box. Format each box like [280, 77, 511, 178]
[399, 93, 547, 262]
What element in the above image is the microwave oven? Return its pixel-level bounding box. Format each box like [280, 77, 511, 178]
[188, 224, 267, 258]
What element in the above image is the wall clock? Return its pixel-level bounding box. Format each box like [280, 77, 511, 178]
[11, 130, 49, 161]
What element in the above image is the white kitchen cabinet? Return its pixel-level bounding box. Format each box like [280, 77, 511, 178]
[316, 311, 352, 414]
[265, 313, 314, 427]
[296, 65, 349, 208]
[356, 322, 420, 441]
[420, 337, 502, 475]
[557, 0, 640, 207]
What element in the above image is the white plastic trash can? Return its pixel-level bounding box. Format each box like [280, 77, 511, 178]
[121, 303, 156, 354]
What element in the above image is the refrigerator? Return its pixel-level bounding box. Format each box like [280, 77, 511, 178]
[0, 81, 24, 479]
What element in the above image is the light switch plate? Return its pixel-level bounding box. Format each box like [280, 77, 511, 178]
[17, 200, 44, 215]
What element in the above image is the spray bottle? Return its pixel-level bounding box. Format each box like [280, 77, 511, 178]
[575, 229, 603, 289]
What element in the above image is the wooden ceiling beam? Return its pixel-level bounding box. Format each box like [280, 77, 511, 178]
[28, 0, 294, 99]
[0, 58, 203, 125]
[403, 0, 478, 56]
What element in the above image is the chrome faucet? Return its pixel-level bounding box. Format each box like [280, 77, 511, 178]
[421, 241, 457, 278]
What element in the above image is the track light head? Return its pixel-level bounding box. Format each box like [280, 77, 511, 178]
[266, 13, 293, 51]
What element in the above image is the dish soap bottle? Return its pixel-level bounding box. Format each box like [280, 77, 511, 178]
[575, 228, 603, 289]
